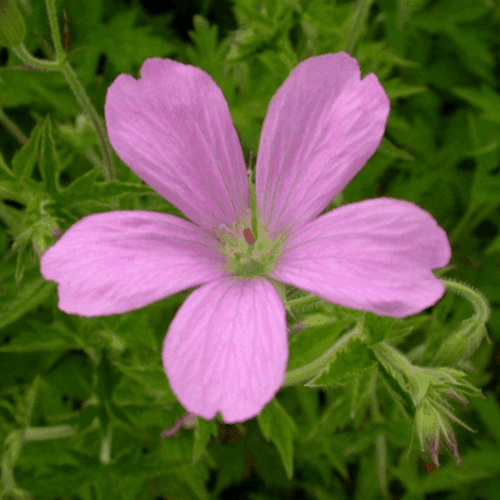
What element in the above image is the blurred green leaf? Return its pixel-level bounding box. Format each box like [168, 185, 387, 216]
[193, 416, 218, 464]
[54, 166, 154, 207]
[38, 116, 61, 195]
[306, 337, 377, 388]
[0, 270, 56, 331]
[257, 398, 298, 480]
[11, 120, 43, 179]
[470, 392, 500, 445]
[89, 8, 175, 74]
[114, 362, 175, 397]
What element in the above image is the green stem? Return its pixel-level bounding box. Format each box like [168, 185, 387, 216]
[370, 374, 389, 499]
[372, 340, 414, 376]
[283, 324, 361, 387]
[10, 43, 60, 71]
[287, 293, 320, 311]
[100, 427, 112, 464]
[59, 61, 115, 180]
[10, 42, 116, 182]
[23, 425, 76, 441]
[0, 108, 28, 144]
[441, 278, 490, 323]
[44, 0, 65, 58]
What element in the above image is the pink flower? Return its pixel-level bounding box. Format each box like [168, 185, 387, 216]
[40, 53, 451, 423]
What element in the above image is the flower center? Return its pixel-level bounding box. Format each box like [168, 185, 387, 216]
[217, 210, 284, 279]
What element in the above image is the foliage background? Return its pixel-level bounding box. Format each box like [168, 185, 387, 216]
[1, 0, 500, 498]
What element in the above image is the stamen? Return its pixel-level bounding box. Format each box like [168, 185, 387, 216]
[243, 228, 255, 245]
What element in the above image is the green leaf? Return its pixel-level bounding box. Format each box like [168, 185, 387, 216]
[374, 355, 414, 419]
[453, 86, 500, 124]
[193, 416, 218, 464]
[306, 337, 377, 388]
[11, 120, 43, 178]
[18, 465, 101, 495]
[287, 318, 355, 372]
[38, 116, 61, 195]
[96, 350, 121, 403]
[416, 450, 500, 494]
[384, 78, 428, 100]
[0, 178, 35, 204]
[0, 327, 77, 352]
[0, 146, 14, 178]
[0, 271, 56, 331]
[470, 392, 500, 445]
[114, 362, 175, 397]
[90, 8, 175, 74]
[54, 167, 154, 207]
[377, 137, 415, 161]
[109, 400, 135, 430]
[467, 113, 500, 206]
[363, 311, 420, 346]
[257, 398, 298, 480]
[186, 16, 234, 103]
[342, 0, 375, 55]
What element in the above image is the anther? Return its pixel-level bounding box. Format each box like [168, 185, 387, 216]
[243, 228, 255, 245]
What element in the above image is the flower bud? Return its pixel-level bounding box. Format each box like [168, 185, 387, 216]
[0, 0, 26, 47]
[415, 399, 461, 466]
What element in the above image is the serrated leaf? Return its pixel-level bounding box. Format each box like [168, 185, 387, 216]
[186, 16, 234, 104]
[257, 398, 297, 480]
[374, 358, 414, 418]
[467, 113, 500, 206]
[109, 400, 135, 430]
[0, 178, 35, 204]
[114, 362, 175, 397]
[306, 337, 377, 388]
[11, 120, 43, 178]
[287, 318, 354, 372]
[0, 147, 14, 178]
[378, 137, 415, 161]
[108, 456, 192, 477]
[193, 416, 218, 464]
[39, 116, 61, 195]
[384, 79, 427, 100]
[342, 0, 375, 54]
[54, 167, 154, 207]
[96, 350, 121, 403]
[417, 450, 500, 494]
[0, 328, 77, 352]
[453, 86, 500, 124]
[90, 8, 175, 74]
[53, 166, 102, 205]
[470, 393, 500, 445]
[18, 465, 100, 494]
[0, 271, 56, 331]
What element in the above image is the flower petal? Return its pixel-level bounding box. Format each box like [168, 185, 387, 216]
[162, 278, 288, 423]
[40, 211, 227, 316]
[269, 198, 451, 318]
[256, 53, 390, 237]
[105, 58, 250, 234]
